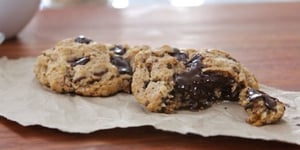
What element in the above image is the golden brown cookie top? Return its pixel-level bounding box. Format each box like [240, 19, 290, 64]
[34, 36, 146, 96]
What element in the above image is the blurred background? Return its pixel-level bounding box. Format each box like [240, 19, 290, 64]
[40, 0, 300, 9]
[1, 0, 300, 90]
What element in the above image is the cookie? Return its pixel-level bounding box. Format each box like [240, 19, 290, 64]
[34, 36, 148, 96]
[239, 88, 285, 126]
[34, 36, 285, 126]
[132, 45, 285, 126]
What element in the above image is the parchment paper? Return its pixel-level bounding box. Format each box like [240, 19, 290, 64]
[0, 57, 299, 145]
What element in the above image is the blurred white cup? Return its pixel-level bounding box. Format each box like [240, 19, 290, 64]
[0, 0, 40, 40]
[0, 32, 4, 44]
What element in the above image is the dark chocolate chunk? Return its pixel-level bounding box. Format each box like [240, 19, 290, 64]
[70, 57, 90, 67]
[174, 54, 241, 110]
[174, 55, 203, 88]
[296, 124, 300, 127]
[246, 88, 277, 110]
[111, 56, 132, 75]
[110, 45, 127, 55]
[170, 48, 188, 62]
[174, 55, 203, 102]
[74, 35, 92, 44]
[264, 96, 277, 110]
[247, 88, 263, 100]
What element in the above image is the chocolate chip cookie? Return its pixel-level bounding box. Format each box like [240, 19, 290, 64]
[34, 36, 285, 126]
[34, 36, 148, 96]
[132, 45, 285, 126]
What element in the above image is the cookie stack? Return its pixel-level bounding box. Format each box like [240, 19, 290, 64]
[34, 36, 285, 126]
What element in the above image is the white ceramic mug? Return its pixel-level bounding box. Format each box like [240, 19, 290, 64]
[0, 0, 40, 39]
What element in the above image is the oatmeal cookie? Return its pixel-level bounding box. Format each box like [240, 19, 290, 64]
[34, 36, 285, 126]
[34, 36, 147, 96]
[132, 45, 285, 126]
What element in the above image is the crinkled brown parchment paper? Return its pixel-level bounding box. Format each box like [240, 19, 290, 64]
[0, 57, 299, 145]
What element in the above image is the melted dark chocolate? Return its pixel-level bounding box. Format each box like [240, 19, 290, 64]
[246, 88, 277, 110]
[111, 56, 132, 75]
[74, 35, 92, 44]
[170, 48, 188, 62]
[110, 45, 126, 55]
[70, 57, 90, 67]
[174, 55, 204, 100]
[173, 54, 241, 110]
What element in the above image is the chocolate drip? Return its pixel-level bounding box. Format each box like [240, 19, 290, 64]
[70, 57, 90, 67]
[74, 35, 92, 44]
[174, 54, 241, 110]
[170, 48, 188, 62]
[246, 88, 277, 110]
[111, 56, 132, 75]
[110, 45, 126, 55]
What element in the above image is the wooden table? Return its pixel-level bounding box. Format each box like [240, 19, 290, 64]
[0, 2, 300, 149]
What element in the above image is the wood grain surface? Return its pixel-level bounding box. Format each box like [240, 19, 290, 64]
[0, 2, 300, 149]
